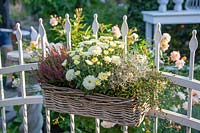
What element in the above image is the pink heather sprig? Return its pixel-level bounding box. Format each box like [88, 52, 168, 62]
[38, 45, 69, 86]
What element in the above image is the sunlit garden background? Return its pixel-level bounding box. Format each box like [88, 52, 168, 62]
[2, 0, 200, 132]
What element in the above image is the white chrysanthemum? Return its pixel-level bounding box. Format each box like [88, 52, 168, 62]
[98, 72, 110, 81]
[97, 42, 109, 49]
[101, 121, 116, 128]
[109, 41, 117, 47]
[177, 92, 186, 100]
[65, 69, 76, 81]
[62, 59, 67, 67]
[82, 75, 97, 90]
[88, 46, 102, 56]
[111, 56, 121, 65]
[72, 55, 80, 60]
[85, 60, 93, 65]
[104, 56, 112, 63]
[12, 78, 20, 88]
[75, 71, 80, 76]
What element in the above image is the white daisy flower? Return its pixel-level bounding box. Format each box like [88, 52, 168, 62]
[82, 75, 97, 90]
[65, 69, 76, 81]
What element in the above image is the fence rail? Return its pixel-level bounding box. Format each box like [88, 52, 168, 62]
[0, 13, 199, 133]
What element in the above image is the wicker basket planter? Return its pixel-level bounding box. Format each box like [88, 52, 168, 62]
[42, 85, 150, 126]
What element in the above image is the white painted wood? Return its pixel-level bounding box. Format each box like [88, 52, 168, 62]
[162, 72, 200, 91]
[149, 109, 200, 131]
[121, 15, 128, 61]
[95, 118, 100, 133]
[185, 0, 200, 10]
[153, 23, 162, 133]
[154, 23, 162, 71]
[173, 0, 184, 11]
[65, 14, 71, 50]
[16, 23, 28, 133]
[0, 63, 38, 74]
[46, 109, 50, 133]
[0, 50, 6, 133]
[70, 114, 75, 133]
[0, 96, 43, 107]
[158, 0, 169, 12]
[30, 26, 38, 41]
[145, 23, 153, 44]
[92, 14, 99, 39]
[39, 18, 47, 59]
[123, 126, 128, 133]
[7, 50, 38, 63]
[187, 30, 198, 133]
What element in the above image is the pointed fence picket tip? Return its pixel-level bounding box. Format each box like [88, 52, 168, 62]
[39, 18, 45, 37]
[121, 15, 128, 37]
[92, 13, 99, 39]
[189, 30, 198, 52]
[16, 23, 22, 41]
[65, 13, 71, 33]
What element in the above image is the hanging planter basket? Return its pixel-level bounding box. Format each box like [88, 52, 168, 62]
[42, 85, 150, 127]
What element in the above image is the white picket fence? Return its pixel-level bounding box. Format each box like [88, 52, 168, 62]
[0, 14, 199, 133]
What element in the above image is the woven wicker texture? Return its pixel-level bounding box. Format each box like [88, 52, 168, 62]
[42, 85, 150, 126]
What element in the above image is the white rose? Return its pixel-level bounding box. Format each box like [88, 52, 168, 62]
[50, 17, 58, 26]
[112, 25, 121, 39]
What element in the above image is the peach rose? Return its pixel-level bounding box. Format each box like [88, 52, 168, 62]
[175, 59, 185, 69]
[170, 51, 180, 62]
[112, 25, 121, 39]
[160, 33, 171, 52]
[50, 17, 58, 26]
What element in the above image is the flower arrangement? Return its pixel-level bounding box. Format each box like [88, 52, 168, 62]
[38, 9, 179, 128]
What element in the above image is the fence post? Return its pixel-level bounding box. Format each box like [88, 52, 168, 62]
[187, 30, 198, 133]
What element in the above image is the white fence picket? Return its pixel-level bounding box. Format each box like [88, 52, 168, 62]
[65, 14, 71, 50]
[92, 14, 99, 39]
[16, 23, 28, 133]
[187, 30, 198, 133]
[121, 15, 128, 61]
[0, 50, 6, 133]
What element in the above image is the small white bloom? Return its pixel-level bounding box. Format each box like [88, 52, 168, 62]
[88, 46, 102, 56]
[177, 92, 186, 100]
[162, 33, 171, 42]
[109, 41, 117, 47]
[104, 56, 112, 63]
[85, 60, 94, 65]
[132, 33, 139, 41]
[98, 72, 110, 81]
[111, 56, 121, 65]
[62, 59, 67, 67]
[170, 105, 178, 112]
[65, 69, 76, 81]
[72, 55, 80, 60]
[101, 121, 116, 128]
[82, 75, 97, 90]
[12, 78, 20, 88]
[182, 102, 188, 110]
[175, 59, 185, 69]
[75, 71, 80, 76]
